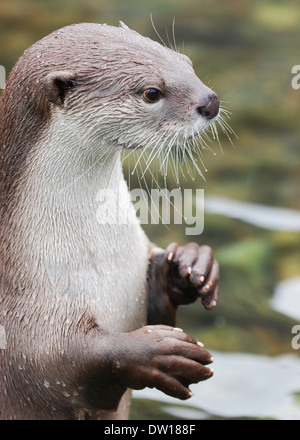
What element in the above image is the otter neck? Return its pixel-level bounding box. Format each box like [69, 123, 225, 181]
[31, 112, 123, 193]
[9, 112, 136, 284]
[3, 111, 148, 333]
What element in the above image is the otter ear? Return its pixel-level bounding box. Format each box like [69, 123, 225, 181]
[43, 71, 77, 107]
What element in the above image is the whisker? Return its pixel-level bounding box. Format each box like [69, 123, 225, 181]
[141, 132, 169, 179]
[172, 17, 178, 53]
[217, 106, 237, 147]
[135, 154, 171, 229]
[158, 133, 177, 175]
[185, 139, 206, 180]
[150, 14, 167, 47]
[165, 26, 174, 51]
[138, 150, 186, 228]
[124, 100, 234, 192]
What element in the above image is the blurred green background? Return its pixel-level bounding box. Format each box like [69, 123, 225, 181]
[1, 0, 299, 420]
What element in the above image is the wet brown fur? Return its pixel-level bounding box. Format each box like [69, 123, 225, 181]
[0, 23, 219, 420]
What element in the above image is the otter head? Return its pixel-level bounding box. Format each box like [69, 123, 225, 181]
[1, 22, 221, 186]
[40, 23, 219, 154]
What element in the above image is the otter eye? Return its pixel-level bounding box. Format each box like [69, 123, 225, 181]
[143, 88, 162, 103]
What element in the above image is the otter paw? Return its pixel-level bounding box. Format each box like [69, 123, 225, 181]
[119, 325, 213, 400]
[165, 242, 220, 310]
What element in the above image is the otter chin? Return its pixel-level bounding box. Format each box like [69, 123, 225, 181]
[0, 22, 220, 420]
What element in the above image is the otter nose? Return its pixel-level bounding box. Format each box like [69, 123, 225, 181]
[197, 94, 220, 120]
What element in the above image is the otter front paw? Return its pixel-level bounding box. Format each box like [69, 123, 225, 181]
[165, 242, 219, 310]
[117, 325, 213, 400]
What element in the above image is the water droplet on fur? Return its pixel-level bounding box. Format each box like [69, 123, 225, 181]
[44, 380, 50, 388]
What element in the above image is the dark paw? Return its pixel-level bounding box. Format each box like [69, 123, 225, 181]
[118, 325, 214, 400]
[165, 242, 220, 310]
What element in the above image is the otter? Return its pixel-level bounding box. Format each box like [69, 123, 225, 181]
[0, 22, 220, 420]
